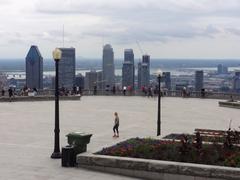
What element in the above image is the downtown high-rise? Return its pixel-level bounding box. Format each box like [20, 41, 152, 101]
[138, 55, 150, 89]
[58, 47, 76, 89]
[25, 45, 43, 89]
[195, 70, 204, 91]
[102, 44, 115, 90]
[122, 49, 135, 89]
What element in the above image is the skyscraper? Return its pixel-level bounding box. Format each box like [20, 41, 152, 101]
[122, 49, 135, 89]
[58, 48, 76, 89]
[233, 72, 240, 92]
[85, 70, 97, 91]
[163, 72, 171, 90]
[26, 45, 43, 89]
[137, 55, 150, 89]
[195, 70, 204, 91]
[84, 70, 103, 91]
[75, 73, 85, 90]
[102, 44, 115, 90]
[217, 64, 228, 74]
[122, 61, 134, 88]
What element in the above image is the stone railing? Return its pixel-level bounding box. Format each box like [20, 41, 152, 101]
[80, 89, 240, 100]
[1, 89, 239, 101]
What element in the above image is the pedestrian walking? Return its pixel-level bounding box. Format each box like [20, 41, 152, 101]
[113, 112, 120, 137]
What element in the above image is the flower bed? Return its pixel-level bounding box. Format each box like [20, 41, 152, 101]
[96, 138, 240, 167]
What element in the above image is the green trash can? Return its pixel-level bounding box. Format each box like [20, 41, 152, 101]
[66, 132, 92, 154]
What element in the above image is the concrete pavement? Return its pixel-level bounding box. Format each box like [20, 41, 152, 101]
[0, 96, 239, 180]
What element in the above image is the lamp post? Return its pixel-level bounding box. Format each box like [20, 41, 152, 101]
[51, 48, 62, 159]
[157, 69, 162, 136]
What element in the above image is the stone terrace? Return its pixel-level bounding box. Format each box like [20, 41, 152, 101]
[0, 96, 239, 180]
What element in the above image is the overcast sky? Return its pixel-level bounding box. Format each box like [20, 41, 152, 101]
[1, 0, 240, 59]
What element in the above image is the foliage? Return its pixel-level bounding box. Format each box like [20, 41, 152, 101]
[96, 137, 240, 167]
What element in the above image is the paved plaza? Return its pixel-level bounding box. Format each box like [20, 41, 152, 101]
[0, 96, 239, 180]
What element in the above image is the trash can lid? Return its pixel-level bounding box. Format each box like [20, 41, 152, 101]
[66, 132, 92, 137]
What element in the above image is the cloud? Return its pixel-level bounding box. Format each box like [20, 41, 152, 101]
[32, 0, 239, 43]
[0, 0, 240, 58]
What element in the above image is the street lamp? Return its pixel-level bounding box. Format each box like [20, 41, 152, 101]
[156, 69, 162, 136]
[51, 48, 62, 159]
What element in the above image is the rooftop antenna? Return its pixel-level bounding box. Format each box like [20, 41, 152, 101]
[62, 24, 65, 47]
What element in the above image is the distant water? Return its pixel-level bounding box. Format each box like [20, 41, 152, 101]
[4, 66, 240, 79]
[1, 59, 240, 77]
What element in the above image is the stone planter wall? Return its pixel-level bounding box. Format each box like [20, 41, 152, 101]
[219, 101, 240, 109]
[77, 153, 240, 180]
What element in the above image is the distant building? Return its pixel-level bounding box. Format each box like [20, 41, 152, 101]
[222, 66, 228, 74]
[96, 71, 103, 90]
[122, 49, 135, 89]
[163, 72, 171, 90]
[176, 83, 189, 91]
[58, 47, 76, 89]
[0, 73, 7, 89]
[75, 73, 85, 90]
[195, 70, 204, 91]
[137, 62, 142, 89]
[217, 64, 223, 74]
[233, 72, 240, 92]
[217, 64, 228, 74]
[85, 70, 97, 91]
[25, 45, 43, 89]
[138, 55, 150, 90]
[122, 61, 134, 88]
[85, 70, 103, 91]
[102, 44, 115, 89]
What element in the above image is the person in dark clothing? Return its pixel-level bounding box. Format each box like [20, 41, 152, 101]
[1, 89, 5, 96]
[112, 86, 116, 95]
[8, 88, 13, 101]
[93, 85, 97, 95]
[113, 112, 120, 137]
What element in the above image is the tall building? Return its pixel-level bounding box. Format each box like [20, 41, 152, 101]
[84, 70, 103, 91]
[122, 49, 135, 89]
[58, 48, 76, 89]
[163, 72, 171, 90]
[233, 72, 240, 92]
[26, 45, 43, 89]
[102, 44, 115, 89]
[137, 55, 150, 89]
[137, 62, 142, 89]
[217, 64, 223, 74]
[195, 70, 204, 91]
[75, 73, 85, 90]
[122, 62, 134, 88]
[217, 64, 228, 74]
[85, 70, 97, 91]
[96, 71, 103, 90]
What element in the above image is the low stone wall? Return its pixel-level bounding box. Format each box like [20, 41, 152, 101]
[219, 101, 240, 109]
[77, 153, 240, 180]
[0, 95, 80, 102]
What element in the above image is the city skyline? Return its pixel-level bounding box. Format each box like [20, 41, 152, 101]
[1, 1, 240, 59]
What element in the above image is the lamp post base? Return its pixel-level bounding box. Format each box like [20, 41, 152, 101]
[51, 152, 62, 159]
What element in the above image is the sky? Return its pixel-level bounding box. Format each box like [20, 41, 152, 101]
[1, 0, 240, 59]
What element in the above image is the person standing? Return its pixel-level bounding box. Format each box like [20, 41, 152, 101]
[8, 88, 13, 102]
[1, 89, 5, 96]
[113, 112, 120, 137]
